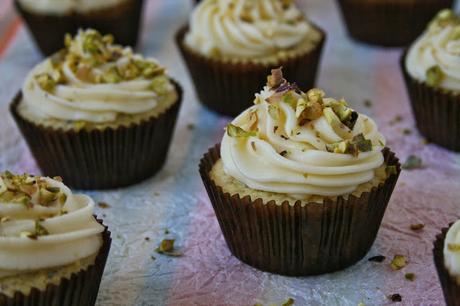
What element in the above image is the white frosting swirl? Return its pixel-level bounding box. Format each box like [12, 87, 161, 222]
[0, 175, 104, 278]
[17, 0, 127, 15]
[22, 29, 175, 123]
[221, 85, 386, 198]
[185, 0, 314, 59]
[444, 220, 460, 282]
[406, 10, 460, 91]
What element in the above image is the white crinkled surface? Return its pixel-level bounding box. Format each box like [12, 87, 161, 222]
[1, 0, 460, 305]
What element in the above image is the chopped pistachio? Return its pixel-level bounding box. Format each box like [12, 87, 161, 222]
[64, 33, 72, 48]
[390, 255, 407, 270]
[53, 176, 63, 182]
[267, 67, 284, 89]
[35, 73, 56, 92]
[35, 221, 49, 237]
[402, 155, 423, 170]
[306, 88, 325, 103]
[281, 298, 295, 306]
[155, 239, 182, 257]
[268, 104, 280, 121]
[282, 91, 297, 109]
[102, 67, 121, 83]
[227, 123, 256, 138]
[448, 243, 460, 252]
[410, 223, 424, 231]
[58, 193, 67, 205]
[279, 150, 289, 157]
[98, 202, 111, 209]
[426, 65, 444, 87]
[405, 273, 415, 281]
[150, 75, 170, 95]
[39, 188, 58, 206]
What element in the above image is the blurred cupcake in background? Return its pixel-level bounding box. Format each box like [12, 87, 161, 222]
[402, 9, 460, 151]
[0, 172, 111, 306]
[337, 0, 454, 47]
[15, 0, 144, 56]
[10, 29, 182, 189]
[177, 0, 325, 117]
[200, 68, 401, 276]
[434, 220, 460, 306]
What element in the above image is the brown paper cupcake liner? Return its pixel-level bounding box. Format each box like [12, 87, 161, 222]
[15, 0, 144, 56]
[433, 224, 460, 306]
[401, 52, 460, 152]
[0, 218, 111, 306]
[336, 0, 454, 47]
[10, 81, 182, 190]
[176, 25, 325, 117]
[199, 144, 401, 276]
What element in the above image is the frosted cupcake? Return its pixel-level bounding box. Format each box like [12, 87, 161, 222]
[0, 172, 111, 305]
[402, 9, 460, 151]
[434, 220, 460, 306]
[176, 0, 325, 116]
[10, 29, 182, 189]
[199, 69, 401, 275]
[15, 0, 144, 56]
[337, 0, 453, 46]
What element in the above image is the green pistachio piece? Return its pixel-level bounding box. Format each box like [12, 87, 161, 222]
[402, 155, 423, 170]
[324, 107, 352, 139]
[39, 188, 58, 206]
[226, 124, 256, 138]
[102, 67, 122, 83]
[35, 221, 49, 237]
[35, 73, 56, 93]
[390, 255, 407, 270]
[149, 76, 170, 95]
[426, 65, 444, 87]
[353, 134, 372, 152]
[267, 67, 284, 89]
[281, 298, 295, 306]
[282, 91, 297, 109]
[268, 104, 280, 121]
[306, 88, 325, 103]
[448, 243, 460, 252]
[295, 98, 308, 118]
[64, 33, 72, 48]
[155, 239, 182, 257]
[59, 193, 67, 205]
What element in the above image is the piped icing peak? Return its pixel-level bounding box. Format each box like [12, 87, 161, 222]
[221, 68, 386, 198]
[0, 172, 104, 278]
[22, 29, 175, 123]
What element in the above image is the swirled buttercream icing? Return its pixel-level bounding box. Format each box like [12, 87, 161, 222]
[185, 0, 319, 59]
[221, 68, 386, 199]
[444, 220, 460, 284]
[17, 0, 127, 15]
[0, 172, 104, 278]
[21, 29, 176, 124]
[406, 9, 460, 91]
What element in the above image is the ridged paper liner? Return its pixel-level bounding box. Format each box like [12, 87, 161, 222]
[14, 0, 144, 56]
[336, 0, 454, 47]
[10, 81, 182, 190]
[175, 25, 325, 117]
[433, 224, 460, 306]
[0, 218, 111, 306]
[199, 144, 401, 276]
[401, 52, 460, 152]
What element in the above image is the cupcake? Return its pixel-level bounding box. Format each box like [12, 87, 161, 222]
[337, 0, 454, 47]
[402, 9, 460, 151]
[199, 68, 401, 276]
[0, 171, 111, 305]
[434, 221, 460, 306]
[15, 0, 144, 56]
[176, 0, 325, 117]
[10, 29, 182, 189]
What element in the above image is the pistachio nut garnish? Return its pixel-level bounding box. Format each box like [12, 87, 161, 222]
[155, 239, 183, 257]
[448, 243, 460, 252]
[227, 123, 257, 138]
[426, 65, 444, 87]
[390, 255, 407, 270]
[326, 133, 372, 157]
[428, 9, 460, 30]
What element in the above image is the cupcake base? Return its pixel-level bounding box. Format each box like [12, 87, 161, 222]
[401, 52, 460, 152]
[0, 218, 111, 306]
[176, 25, 325, 117]
[199, 145, 401, 276]
[10, 81, 182, 190]
[15, 0, 144, 56]
[336, 0, 454, 47]
[433, 225, 460, 306]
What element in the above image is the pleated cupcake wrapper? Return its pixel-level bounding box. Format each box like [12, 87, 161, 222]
[15, 0, 144, 56]
[199, 144, 401, 276]
[0, 218, 111, 306]
[10, 81, 182, 190]
[175, 25, 325, 117]
[401, 52, 460, 152]
[433, 224, 460, 306]
[336, 0, 454, 47]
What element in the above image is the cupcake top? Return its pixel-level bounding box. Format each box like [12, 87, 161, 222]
[221, 68, 386, 199]
[17, 0, 127, 14]
[406, 9, 460, 91]
[184, 0, 321, 60]
[0, 172, 104, 278]
[444, 219, 460, 283]
[21, 29, 176, 125]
